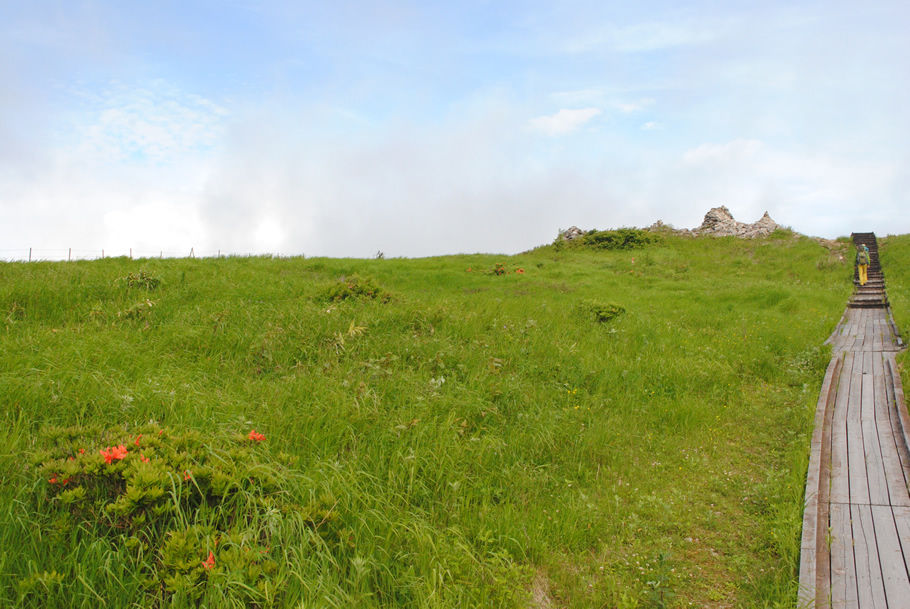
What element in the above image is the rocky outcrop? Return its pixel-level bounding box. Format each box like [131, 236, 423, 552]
[564, 207, 785, 242]
[696, 206, 781, 237]
[559, 226, 585, 241]
[649, 206, 783, 238]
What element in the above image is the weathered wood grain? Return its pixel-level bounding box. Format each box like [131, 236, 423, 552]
[852, 503, 887, 608]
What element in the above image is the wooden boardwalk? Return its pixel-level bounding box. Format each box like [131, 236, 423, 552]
[800, 234, 910, 608]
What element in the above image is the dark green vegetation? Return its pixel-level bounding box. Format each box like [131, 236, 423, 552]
[0, 234, 861, 607]
[555, 227, 658, 251]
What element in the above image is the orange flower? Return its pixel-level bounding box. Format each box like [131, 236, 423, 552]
[134, 434, 142, 446]
[78, 448, 85, 454]
[140, 453, 150, 463]
[248, 430, 266, 442]
[202, 551, 215, 570]
[49, 475, 58, 484]
[100, 444, 128, 464]
[515, 268, 525, 274]
[184, 470, 192, 481]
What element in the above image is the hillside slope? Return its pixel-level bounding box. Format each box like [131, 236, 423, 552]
[0, 233, 860, 607]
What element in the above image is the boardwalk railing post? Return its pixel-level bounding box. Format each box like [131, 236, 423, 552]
[28, 247, 32, 262]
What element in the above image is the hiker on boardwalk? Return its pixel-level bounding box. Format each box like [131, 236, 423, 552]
[856, 243, 870, 286]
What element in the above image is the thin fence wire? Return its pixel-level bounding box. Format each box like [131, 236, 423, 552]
[0, 248, 304, 263]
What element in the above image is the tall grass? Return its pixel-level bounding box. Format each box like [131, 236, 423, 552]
[0, 233, 859, 607]
[880, 234, 910, 387]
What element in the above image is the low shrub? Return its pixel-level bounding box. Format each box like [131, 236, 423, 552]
[323, 274, 389, 302]
[119, 270, 162, 290]
[557, 228, 659, 250]
[23, 424, 343, 607]
[577, 300, 625, 324]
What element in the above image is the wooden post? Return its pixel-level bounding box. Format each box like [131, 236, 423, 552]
[68, 248, 71, 262]
[102, 249, 105, 259]
[28, 247, 32, 262]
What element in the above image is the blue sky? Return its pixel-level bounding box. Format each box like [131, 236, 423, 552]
[2, 1, 908, 258]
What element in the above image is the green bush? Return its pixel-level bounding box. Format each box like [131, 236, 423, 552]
[557, 228, 659, 250]
[323, 274, 389, 302]
[578, 300, 625, 324]
[25, 424, 342, 606]
[119, 270, 162, 290]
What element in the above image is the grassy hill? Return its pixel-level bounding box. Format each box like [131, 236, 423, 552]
[0, 231, 865, 607]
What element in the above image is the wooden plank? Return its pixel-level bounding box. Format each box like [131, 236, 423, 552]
[852, 310, 863, 351]
[873, 352, 910, 507]
[830, 502, 859, 608]
[862, 351, 890, 505]
[873, 311, 884, 351]
[851, 503, 888, 608]
[831, 352, 856, 504]
[848, 353, 870, 505]
[891, 505, 910, 581]
[865, 309, 875, 351]
[846, 309, 858, 350]
[857, 308, 869, 351]
[879, 309, 891, 349]
[827, 310, 850, 346]
[871, 505, 910, 602]
[799, 354, 842, 608]
[885, 354, 910, 487]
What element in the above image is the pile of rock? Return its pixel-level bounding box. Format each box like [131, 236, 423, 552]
[559, 226, 585, 241]
[559, 206, 785, 242]
[648, 206, 782, 238]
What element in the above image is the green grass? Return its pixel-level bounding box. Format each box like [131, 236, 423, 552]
[880, 234, 910, 388]
[0, 233, 862, 607]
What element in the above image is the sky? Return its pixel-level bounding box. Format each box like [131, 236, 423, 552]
[1, 1, 908, 259]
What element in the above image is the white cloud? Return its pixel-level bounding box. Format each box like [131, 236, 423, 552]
[253, 216, 287, 251]
[529, 108, 601, 136]
[641, 121, 660, 130]
[72, 80, 229, 164]
[103, 197, 207, 255]
[550, 88, 607, 105]
[682, 139, 763, 164]
[671, 139, 901, 237]
[561, 19, 728, 55]
[614, 98, 655, 113]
